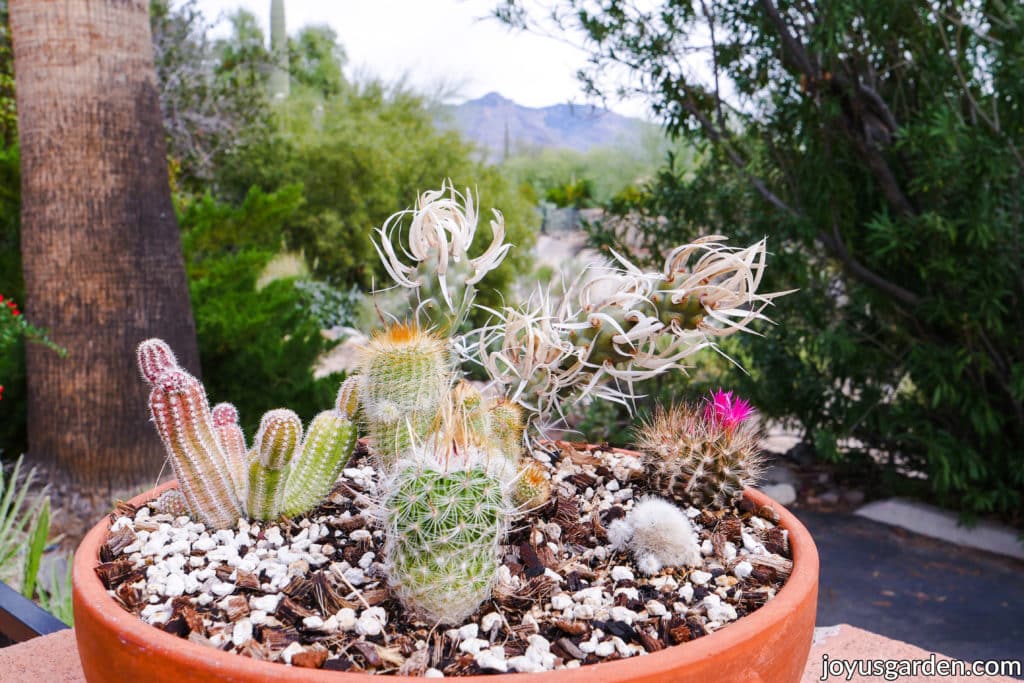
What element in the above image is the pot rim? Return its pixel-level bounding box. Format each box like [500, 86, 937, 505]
[73, 461, 819, 682]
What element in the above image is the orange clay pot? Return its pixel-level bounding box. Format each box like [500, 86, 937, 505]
[73, 476, 818, 683]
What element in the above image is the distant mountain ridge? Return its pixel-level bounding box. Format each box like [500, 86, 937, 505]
[443, 92, 649, 157]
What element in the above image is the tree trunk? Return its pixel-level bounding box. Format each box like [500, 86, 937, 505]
[10, 0, 199, 499]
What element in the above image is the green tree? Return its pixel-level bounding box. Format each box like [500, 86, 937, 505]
[289, 25, 346, 98]
[500, 0, 1024, 521]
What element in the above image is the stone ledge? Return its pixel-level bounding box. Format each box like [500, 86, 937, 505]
[0, 624, 1018, 682]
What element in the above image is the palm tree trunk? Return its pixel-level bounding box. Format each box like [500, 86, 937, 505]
[10, 0, 199, 499]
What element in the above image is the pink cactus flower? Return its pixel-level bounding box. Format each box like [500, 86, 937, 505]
[704, 389, 755, 430]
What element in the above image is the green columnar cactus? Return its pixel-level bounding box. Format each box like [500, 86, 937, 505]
[282, 405, 357, 517]
[139, 343, 242, 528]
[212, 403, 249, 499]
[383, 463, 508, 625]
[635, 392, 764, 507]
[356, 323, 450, 468]
[247, 409, 301, 520]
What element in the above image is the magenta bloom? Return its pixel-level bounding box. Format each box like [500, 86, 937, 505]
[704, 389, 755, 430]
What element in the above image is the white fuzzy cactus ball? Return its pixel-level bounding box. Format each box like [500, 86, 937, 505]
[608, 497, 702, 575]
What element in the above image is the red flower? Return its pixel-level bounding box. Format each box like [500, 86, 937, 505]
[0, 385, 4, 401]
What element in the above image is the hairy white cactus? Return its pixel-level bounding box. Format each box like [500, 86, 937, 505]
[608, 497, 702, 575]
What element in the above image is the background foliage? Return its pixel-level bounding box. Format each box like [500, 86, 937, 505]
[501, 0, 1024, 523]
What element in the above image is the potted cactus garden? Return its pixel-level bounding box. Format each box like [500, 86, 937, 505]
[72, 184, 818, 682]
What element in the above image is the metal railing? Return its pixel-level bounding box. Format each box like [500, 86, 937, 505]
[0, 580, 68, 645]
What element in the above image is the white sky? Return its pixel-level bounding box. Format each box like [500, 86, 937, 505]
[195, 0, 653, 119]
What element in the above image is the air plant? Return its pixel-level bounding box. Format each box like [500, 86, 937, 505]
[373, 182, 511, 333]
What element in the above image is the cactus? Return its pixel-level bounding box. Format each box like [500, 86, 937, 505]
[383, 461, 508, 625]
[451, 380, 489, 451]
[151, 488, 189, 517]
[356, 323, 450, 468]
[511, 459, 551, 510]
[247, 409, 301, 521]
[486, 398, 524, 458]
[336, 374, 360, 419]
[635, 391, 763, 508]
[607, 497, 702, 575]
[282, 401, 357, 517]
[139, 340, 242, 529]
[212, 403, 248, 499]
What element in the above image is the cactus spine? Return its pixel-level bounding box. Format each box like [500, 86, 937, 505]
[384, 462, 508, 625]
[247, 409, 301, 520]
[635, 393, 763, 507]
[283, 403, 357, 517]
[138, 340, 242, 529]
[356, 323, 450, 468]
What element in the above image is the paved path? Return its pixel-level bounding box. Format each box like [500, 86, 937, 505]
[795, 508, 1024, 665]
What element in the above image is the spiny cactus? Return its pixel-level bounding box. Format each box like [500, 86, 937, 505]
[635, 390, 763, 508]
[138, 338, 357, 527]
[139, 343, 242, 529]
[356, 323, 450, 468]
[511, 459, 551, 511]
[212, 403, 248, 499]
[247, 409, 301, 521]
[486, 398, 525, 458]
[383, 460, 509, 625]
[607, 497, 702, 575]
[283, 398, 357, 517]
[151, 488, 189, 517]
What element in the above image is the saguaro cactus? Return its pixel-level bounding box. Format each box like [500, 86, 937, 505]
[138, 340, 242, 529]
[247, 409, 301, 521]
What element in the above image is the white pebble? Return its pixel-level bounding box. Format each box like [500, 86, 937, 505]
[424, 669, 444, 678]
[210, 582, 235, 597]
[302, 616, 324, 630]
[701, 539, 714, 556]
[610, 566, 634, 582]
[355, 614, 381, 636]
[679, 584, 695, 603]
[232, 619, 253, 646]
[703, 594, 738, 622]
[458, 638, 489, 655]
[609, 606, 637, 624]
[480, 612, 502, 633]
[358, 551, 375, 569]
[343, 567, 367, 586]
[350, 529, 371, 541]
[550, 593, 572, 611]
[689, 570, 712, 586]
[336, 607, 357, 631]
[594, 640, 615, 657]
[280, 642, 305, 665]
[457, 623, 479, 641]
[162, 574, 185, 597]
[645, 600, 668, 617]
[475, 652, 508, 672]
[734, 560, 753, 579]
[250, 594, 281, 612]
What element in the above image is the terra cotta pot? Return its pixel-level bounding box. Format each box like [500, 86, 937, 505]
[73, 473, 818, 683]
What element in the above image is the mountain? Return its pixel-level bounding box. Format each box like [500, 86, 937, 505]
[443, 92, 650, 157]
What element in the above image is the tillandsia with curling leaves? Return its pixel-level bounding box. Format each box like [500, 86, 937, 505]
[0, 294, 65, 400]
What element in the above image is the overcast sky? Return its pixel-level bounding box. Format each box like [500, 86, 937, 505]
[195, 0, 653, 119]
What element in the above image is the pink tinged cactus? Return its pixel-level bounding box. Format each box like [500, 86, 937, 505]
[247, 409, 301, 521]
[704, 389, 755, 431]
[139, 340, 242, 529]
[212, 403, 249, 499]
